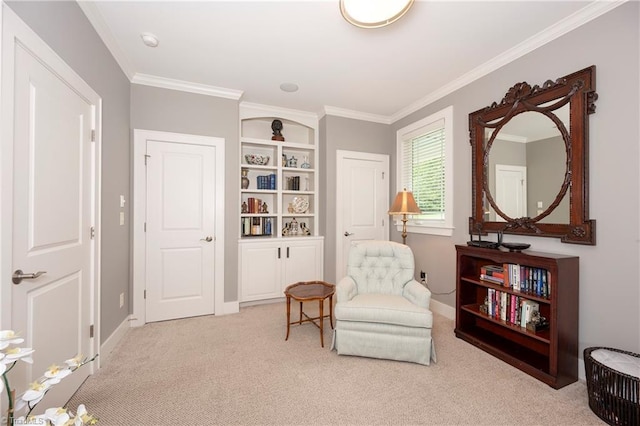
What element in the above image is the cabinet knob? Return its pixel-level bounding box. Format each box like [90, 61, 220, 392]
[344, 231, 354, 237]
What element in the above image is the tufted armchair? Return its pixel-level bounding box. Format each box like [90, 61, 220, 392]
[331, 240, 436, 365]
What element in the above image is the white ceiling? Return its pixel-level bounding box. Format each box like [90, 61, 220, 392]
[78, 1, 619, 123]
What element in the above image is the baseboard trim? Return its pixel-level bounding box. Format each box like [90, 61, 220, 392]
[431, 299, 455, 320]
[223, 301, 240, 315]
[99, 315, 131, 366]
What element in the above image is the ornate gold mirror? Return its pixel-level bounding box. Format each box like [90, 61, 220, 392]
[469, 66, 597, 244]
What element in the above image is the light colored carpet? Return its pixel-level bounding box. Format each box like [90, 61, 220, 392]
[68, 302, 603, 425]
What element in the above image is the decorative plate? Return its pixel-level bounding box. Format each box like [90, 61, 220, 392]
[292, 196, 309, 214]
[501, 242, 531, 252]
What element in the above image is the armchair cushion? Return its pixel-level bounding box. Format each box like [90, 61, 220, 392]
[335, 293, 433, 328]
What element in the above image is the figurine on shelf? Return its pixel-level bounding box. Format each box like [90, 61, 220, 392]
[300, 223, 311, 236]
[260, 202, 269, 213]
[241, 201, 248, 213]
[288, 156, 298, 168]
[271, 119, 284, 141]
[282, 222, 290, 236]
[290, 217, 299, 235]
[301, 156, 311, 169]
[282, 154, 288, 167]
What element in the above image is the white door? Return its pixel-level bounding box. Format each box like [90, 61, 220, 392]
[145, 140, 218, 322]
[2, 7, 100, 408]
[336, 151, 389, 279]
[495, 164, 527, 221]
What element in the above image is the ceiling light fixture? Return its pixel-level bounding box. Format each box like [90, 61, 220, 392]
[340, 0, 414, 29]
[141, 32, 159, 48]
[280, 83, 299, 93]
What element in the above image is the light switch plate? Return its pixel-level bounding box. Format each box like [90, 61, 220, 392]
[119, 212, 125, 225]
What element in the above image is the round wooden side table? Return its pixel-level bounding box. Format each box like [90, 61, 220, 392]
[284, 281, 335, 347]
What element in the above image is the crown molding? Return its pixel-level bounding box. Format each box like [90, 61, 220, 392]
[240, 102, 319, 129]
[132, 74, 243, 100]
[390, 0, 627, 123]
[322, 106, 391, 125]
[76, 1, 135, 80]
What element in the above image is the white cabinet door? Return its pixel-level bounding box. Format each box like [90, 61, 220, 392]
[240, 242, 282, 301]
[282, 239, 324, 289]
[239, 238, 324, 302]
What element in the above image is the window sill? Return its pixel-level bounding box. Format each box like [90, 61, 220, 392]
[395, 223, 454, 237]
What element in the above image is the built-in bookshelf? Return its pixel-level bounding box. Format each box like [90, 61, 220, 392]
[238, 103, 324, 303]
[455, 245, 579, 389]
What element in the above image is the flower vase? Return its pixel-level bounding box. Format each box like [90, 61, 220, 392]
[241, 168, 249, 189]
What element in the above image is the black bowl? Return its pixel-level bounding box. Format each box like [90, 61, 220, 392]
[501, 242, 531, 252]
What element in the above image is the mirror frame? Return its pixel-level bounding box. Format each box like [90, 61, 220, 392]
[469, 66, 597, 245]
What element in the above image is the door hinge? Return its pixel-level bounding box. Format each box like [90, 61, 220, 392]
[144, 222, 146, 232]
[90, 129, 95, 142]
[89, 324, 94, 338]
[144, 154, 151, 165]
[382, 171, 385, 179]
[144, 290, 147, 299]
[90, 226, 95, 239]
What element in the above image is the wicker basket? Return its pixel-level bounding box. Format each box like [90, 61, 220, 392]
[584, 347, 640, 426]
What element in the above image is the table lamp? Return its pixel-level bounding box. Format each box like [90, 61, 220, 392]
[389, 189, 421, 244]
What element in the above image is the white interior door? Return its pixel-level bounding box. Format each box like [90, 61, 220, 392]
[145, 140, 217, 322]
[495, 164, 527, 221]
[2, 6, 99, 409]
[336, 151, 389, 280]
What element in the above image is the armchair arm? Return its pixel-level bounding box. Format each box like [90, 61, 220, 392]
[403, 279, 432, 309]
[336, 276, 358, 302]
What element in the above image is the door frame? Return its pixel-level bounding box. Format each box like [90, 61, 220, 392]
[0, 4, 102, 365]
[132, 129, 225, 326]
[335, 150, 389, 280]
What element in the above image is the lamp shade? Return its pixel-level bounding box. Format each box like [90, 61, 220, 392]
[388, 190, 421, 215]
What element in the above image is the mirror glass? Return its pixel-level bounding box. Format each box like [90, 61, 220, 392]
[469, 66, 597, 244]
[485, 106, 569, 224]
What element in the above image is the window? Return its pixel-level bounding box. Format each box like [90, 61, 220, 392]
[396, 106, 453, 236]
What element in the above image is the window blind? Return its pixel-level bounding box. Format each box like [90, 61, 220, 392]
[401, 120, 445, 220]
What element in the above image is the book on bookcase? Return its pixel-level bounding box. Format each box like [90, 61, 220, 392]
[501, 263, 551, 298]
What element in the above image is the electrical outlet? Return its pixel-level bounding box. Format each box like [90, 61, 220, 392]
[119, 293, 124, 308]
[420, 270, 426, 279]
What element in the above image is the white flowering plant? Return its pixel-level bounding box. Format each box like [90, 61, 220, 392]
[1, 330, 98, 426]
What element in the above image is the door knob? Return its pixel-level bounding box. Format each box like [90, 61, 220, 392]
[344, 231, 354, 237]
[12, 269, 47, 285]
[200, 236, 213, 242]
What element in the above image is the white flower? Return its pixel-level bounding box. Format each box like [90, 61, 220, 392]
[19, 380, 53, 408]
[44, 407, 71, 426]
[45, 364, 73, 381]
[1, 347, 34, 364]
[65, 354, 84, 368]
[0, 330, 25, 350]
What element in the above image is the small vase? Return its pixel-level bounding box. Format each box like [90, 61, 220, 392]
[241, 168, 249, 189]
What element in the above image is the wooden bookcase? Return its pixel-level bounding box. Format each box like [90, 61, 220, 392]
[455, 245, 579, 389]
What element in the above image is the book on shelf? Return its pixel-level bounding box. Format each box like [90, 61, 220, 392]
[500, 263, 551, 298]
[520, 299, 540, 328]
[256, 173, 276, 190]
[480, 264, 505, 285]
[241, 217, 273, 237]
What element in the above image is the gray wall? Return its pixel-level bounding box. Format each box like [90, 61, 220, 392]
[390, 2, 639, 354]
[527, 136, 569, 223]
[130, 84, 239, 302]
[319, 116, 393, 283]
[6, 1, 132, 344]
